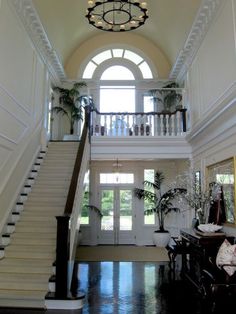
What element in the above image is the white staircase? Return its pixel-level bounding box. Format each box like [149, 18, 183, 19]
[0, 141, 79, 308]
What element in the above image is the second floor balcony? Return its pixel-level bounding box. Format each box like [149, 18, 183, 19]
[91, 108, 187, 138]
[90, 108, 191, 160]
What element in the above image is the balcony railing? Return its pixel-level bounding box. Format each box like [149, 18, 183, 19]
[91, 109, 187, 137]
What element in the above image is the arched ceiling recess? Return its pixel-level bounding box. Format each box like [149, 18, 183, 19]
[32, 0, 201, 79]
[29, 0, 221, 82]
[65, 33, 170, 80]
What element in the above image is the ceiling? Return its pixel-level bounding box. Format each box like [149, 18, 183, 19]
[32, 0, 201, 76]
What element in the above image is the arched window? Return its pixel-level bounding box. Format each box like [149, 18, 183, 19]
[82, 48, 155, 114]
[99, 65, 136, 112]
[82, 49, 153, 79]
[101, 66, 135, 80]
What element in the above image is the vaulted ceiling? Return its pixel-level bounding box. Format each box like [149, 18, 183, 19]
[32, 0, 201, 78]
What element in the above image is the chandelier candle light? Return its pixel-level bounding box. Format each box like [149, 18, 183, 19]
[86, 0, 148, 32]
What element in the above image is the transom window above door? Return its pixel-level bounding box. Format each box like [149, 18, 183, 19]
[100, 173, 134, 184]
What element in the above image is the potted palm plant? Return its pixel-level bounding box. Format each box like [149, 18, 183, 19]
[149, 81, 182, 113]
[134, 170, 186, 247]
[51, 81, 92, 137]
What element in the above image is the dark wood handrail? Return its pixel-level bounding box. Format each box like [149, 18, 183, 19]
[55, 108, 90, 299]
[93, 108, 187, 116]
[64, 108, 90, 216]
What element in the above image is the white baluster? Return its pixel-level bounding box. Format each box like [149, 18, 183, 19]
[154, 114, 158, 136]
[147, 114, 151, 136]
[120, 114, 124, 136]
[138, 115, 142, 136]
[176, 111, 181, 135]
[166, 114, 170, 136]
[160, 114, 164, 136]
[170, 114, 175, 136]
[109, 114, 113, 136]
[92, 111, 96, 136]
[133, 115, 138, 136]
[127, 114, 130, 136]
[115, 114, 119, 136]
[100, 115, 104, 136]
[104, 115, 107, 136]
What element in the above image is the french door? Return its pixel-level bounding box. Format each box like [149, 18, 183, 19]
[98, 186, 135, 245]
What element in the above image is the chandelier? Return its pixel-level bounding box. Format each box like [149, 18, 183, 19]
[86, 1, 148, 32]
[112, 159, 122, 182]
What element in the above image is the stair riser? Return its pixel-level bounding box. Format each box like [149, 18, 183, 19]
[4, 225, 15, 234]
[1, 237, 10, 246]
[13, 233, 56, 240]
[0, 273, 49, 282]
[0, 282, 48, 291]
[23, 186, 32, 194]
[11, 238, 55, 245]
[19, 217, 57, 223]
[15, 227, 56, 233]
[9, 214, 20, 223]
[5, 251, 55, 259]
[6, 245, 55, 253]
[18, 195, 28, 202]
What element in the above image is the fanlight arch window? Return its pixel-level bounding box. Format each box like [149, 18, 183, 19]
[101, 66, 135, 80]
[82, 49, 153, 79]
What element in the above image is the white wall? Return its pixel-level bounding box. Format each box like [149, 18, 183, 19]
[186, 0, 236, 234]
[0, 1, 51, 230]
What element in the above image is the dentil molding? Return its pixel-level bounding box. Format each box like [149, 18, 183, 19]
[170, 0, 223, 81]
[10, 0, 66, 84]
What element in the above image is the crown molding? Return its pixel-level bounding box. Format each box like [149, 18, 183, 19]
[169, 0, 223, 81]
[10, 0, 66, 84]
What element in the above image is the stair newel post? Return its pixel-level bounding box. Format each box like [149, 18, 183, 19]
[180, 108, 187, 132]
[55, 215, 70, 299]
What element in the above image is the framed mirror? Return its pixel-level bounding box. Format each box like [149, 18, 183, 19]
[207, 157, 236, 224]
[194, 171, 201, 196]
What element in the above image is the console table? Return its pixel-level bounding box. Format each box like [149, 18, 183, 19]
[180, 228, 226, 291]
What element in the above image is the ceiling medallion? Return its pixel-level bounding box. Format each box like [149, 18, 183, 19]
[86, 0, 148, 32]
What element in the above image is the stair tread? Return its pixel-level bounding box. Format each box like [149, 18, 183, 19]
[0, 142, 76, 307]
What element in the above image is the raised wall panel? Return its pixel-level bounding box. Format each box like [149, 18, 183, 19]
[0, 1, 34, 114]
[0, 145, 11, 172]
[34, 56, 45, 122]
[0, 1, 48, 227]
[189, 0, 236, 126]
[0, 105, 27, 144]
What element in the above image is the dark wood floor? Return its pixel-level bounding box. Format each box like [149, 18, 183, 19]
[0, 260, 232, 314]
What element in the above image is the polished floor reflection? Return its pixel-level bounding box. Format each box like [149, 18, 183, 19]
[74, 261, 203, 314]
[0, 261, 230, 314]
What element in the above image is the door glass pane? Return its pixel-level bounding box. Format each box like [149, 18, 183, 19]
[120, 190, 132, 230]
[144, 169, 155, 224]
[101, 190, 114, 230]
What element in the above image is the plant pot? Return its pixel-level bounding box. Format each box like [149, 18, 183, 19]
[152, 231, 171, 247]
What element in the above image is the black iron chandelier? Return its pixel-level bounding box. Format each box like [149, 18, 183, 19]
[85, 0, 148, 32]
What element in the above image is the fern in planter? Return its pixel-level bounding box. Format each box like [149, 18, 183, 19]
[134, 170, 186, 233]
